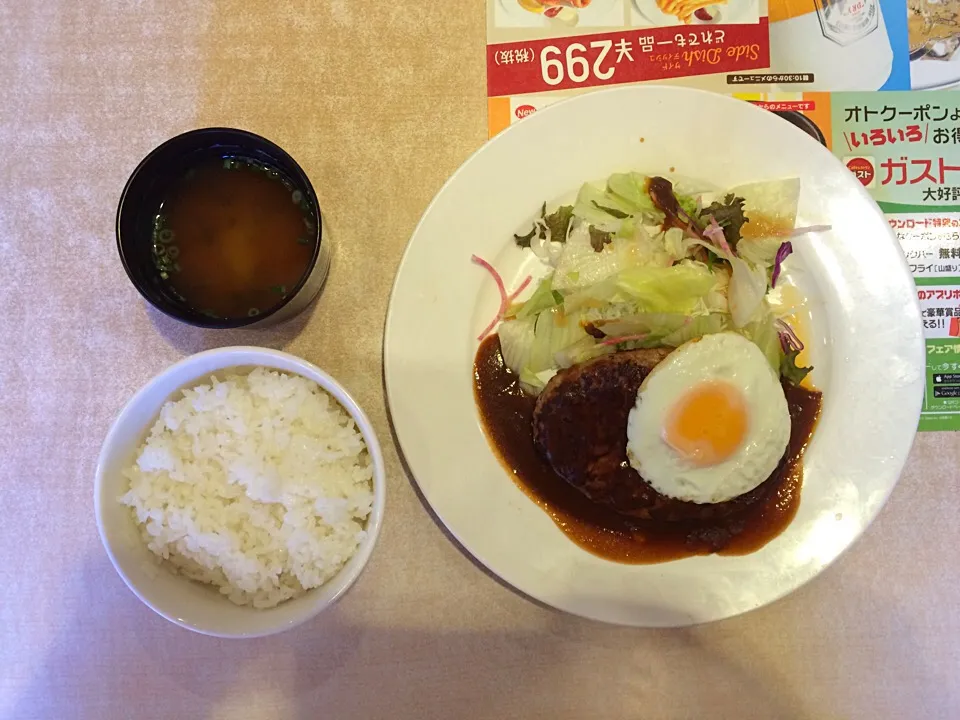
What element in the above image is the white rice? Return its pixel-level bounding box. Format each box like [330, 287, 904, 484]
[120, 367, 373, 608]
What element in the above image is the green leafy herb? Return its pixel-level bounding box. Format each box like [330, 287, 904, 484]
[513, 226, 536, 248]
[780, 349, 812, 386]
[591, 201, 630, 219]
[677, 193, 701, 223]
[589, 226, 613, 252]
[513, 201, 557, 248]
[699, 194, 749, 249]
[544, 205, 574, 242]
[551, 290, 564, 304]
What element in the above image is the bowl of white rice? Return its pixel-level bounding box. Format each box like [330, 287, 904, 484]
[95, 346, 385, 638]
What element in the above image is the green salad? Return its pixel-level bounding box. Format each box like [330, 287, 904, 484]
[473, 172, 829, 395]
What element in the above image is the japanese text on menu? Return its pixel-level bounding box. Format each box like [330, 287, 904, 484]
[835, 92, 960, 430]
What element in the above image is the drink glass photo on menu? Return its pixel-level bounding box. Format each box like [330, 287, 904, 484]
[767, 0, 893, 91]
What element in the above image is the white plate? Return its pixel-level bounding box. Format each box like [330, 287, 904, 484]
[384, 86, 924, 627]
[632, 0, 758, 26]
[911, 55, 960, 90]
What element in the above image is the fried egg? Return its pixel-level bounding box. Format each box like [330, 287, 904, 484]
[626, 332, 790, 504]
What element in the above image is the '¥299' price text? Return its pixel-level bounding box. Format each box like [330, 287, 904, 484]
[539, 40, 624, 86]
[486, 26, 769, 97]
[536, 32, 736, 87]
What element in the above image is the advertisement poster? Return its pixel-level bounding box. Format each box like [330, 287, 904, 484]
[488, 0, 920, 137]
[827, 90, 960, 430]
[641, 88, 960, 431]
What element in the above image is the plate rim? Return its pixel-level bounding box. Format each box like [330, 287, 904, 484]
[910, 55, 960, 90]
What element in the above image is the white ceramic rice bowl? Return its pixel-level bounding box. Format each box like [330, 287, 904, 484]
[95, 346, 386, 638]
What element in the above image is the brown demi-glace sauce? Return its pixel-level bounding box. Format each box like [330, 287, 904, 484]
[473, 335, 822, 564]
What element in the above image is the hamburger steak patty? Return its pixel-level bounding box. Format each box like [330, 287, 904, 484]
[532, 348, 783, 522]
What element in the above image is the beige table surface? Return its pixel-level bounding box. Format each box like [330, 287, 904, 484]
[2, 2, 959, 719]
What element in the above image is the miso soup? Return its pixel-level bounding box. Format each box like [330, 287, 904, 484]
[152, 157, 317, 320]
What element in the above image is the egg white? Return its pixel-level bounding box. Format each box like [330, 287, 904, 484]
[626, 332, 791, 504]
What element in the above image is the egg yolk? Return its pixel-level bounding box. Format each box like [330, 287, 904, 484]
[662, 381, 748, 467]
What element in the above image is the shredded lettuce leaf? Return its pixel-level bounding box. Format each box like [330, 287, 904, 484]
[502, 171, 813, 390]
[736, 178, 800, 235]
[573, 183, 634, 231]
[606, 172, 659, 215]
[497, 316, 536, 375]
[702, 265, 731, 314]
[727, 256, 767, 328]
[529, 307, 587, 373]
[591, 312, 688, 338]
[519, 367, 556, 395]
[615, 261, 715, 315]
[663, 226, 695, 261]
[552, 223, 674, 292]
[563, 276, 621, 313]
[736, 235, 784, 268]
[499, 307, 587, 377]
[661, 314, 727, 347]
[554, 336, 613, 369]
[516, 276, 561, 320]
[695, 235, 766, 328]
[740, 310, 782, 371]
[615, 216, 637, 241]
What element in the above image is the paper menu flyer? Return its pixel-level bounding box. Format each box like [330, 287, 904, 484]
[686, 90, 959, 430]
[487, 0, 771, 100]
[829, 91, 960, 431]
[756, 91, 960, 429]
[485, 0, 960, 137]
